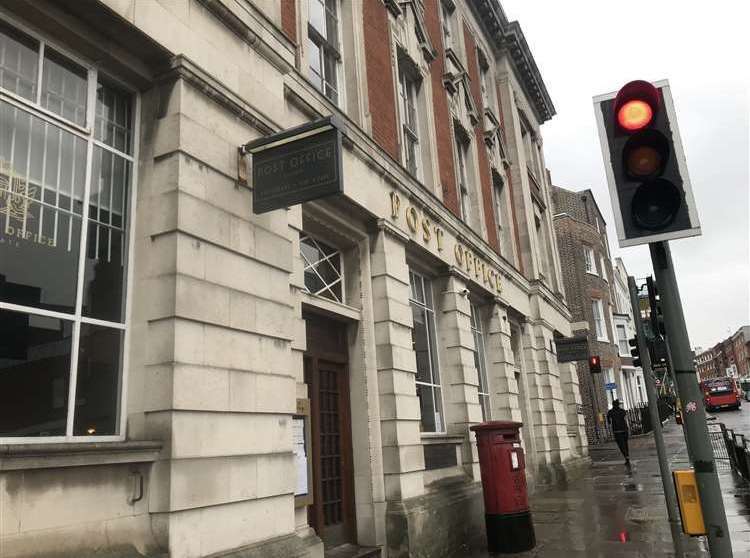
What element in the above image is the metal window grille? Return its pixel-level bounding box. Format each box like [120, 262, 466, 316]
[300, 233, 343, 303]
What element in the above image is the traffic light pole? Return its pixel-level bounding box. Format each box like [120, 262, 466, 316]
[650, 241, 732, 556]
[627, 276, 679, 524]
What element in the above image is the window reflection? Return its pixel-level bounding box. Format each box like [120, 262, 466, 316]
[82, 147, 130, 322]
[73, 324, 123, 436]
[41, 48, 88, 126]
[0, 100, 85, 313]
[0, 310, 72, 437]
[0, 21, 38, 102]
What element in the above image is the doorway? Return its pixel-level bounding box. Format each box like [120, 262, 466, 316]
[304, 313, 356, 548]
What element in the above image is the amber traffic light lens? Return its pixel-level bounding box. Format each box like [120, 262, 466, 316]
[631, 179, 681, 230]
[627, 146, 662, 177]
[623, 129, 670, 179]
[618, 100, 653, 131]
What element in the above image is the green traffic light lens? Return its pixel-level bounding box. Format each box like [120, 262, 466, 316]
[631, 179, 682, 231]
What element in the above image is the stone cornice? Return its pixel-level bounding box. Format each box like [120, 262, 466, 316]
[470, 0, 555, 123]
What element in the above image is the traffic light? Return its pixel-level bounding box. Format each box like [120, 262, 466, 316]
[589, 355, 602, 374]
[593, 80, 700, 247]
[629, 337, 641, 368]
[646, 277, 665, 336]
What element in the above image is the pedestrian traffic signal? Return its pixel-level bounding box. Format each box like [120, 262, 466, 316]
[589, 355, 602, 374]
[629, 337, 641, 368]
[593, 80, 701, 247]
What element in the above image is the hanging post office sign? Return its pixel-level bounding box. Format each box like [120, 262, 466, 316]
[243, 116, 343, 214]
[555, 335, 590, 363]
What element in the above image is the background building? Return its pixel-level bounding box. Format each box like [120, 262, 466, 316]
[0, 1, 587, 558]
[611, 257, 646, 407]
[552, 186, 623, 443]
[696, 326, 750, 380]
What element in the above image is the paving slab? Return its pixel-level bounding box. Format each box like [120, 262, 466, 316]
[469, 420, 750, 557]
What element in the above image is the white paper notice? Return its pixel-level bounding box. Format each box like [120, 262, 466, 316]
[293, 418, 308, 496]
[510, 451, 519, 470]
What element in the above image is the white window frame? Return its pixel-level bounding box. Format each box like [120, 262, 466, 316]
[584, 245, 596, 275]
[599, 253, 608, 281]
[454, 132, 470, 223]
[306, 0, 342, 106]
[470, 303, 491, 421]
[409, 270, 445, 434]
[616, 324, 629, 356]
[397, 63, 420, 178]
[592, 299, 608, 342]
[0, 18, 139, 444]
[440, 0, 454, 51]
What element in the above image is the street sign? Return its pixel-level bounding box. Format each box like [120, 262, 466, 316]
[244, 116, 343, 214]
[555, 335, 590, 363]
[605, 382, 617, 391]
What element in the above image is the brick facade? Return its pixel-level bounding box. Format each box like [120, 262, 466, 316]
[423, 0, 460, 217]
[463, 23, 499, 251]
[553, 186, 622, 443]
[280, 0, 296, 43]
[362, 0, 399, 160]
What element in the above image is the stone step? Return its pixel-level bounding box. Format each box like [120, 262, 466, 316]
[324, 543, 381, 558]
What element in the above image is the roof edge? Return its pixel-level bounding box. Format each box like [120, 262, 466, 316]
[470, 0, 556, 123]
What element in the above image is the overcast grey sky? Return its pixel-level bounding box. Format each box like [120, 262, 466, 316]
[501, 0, 750, 351]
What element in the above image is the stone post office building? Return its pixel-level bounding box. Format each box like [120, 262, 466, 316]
[0, 1, 587, 557]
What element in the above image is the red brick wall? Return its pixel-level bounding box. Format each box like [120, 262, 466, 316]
[463, 25, 499, 252]
[362, 0, 399, 160]
[280, 0, 296, 43]
[423, 0, 459, 216]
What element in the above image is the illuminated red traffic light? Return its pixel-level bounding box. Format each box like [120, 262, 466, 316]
[589, 355, 602, 374]
[613, 80, 660, 133]
[618, 100, 653, 131]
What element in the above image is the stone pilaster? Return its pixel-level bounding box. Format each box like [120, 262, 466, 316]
[520, 320, 573, 482]
[434, 270, 482, 479]
[485, 301, 524, 423]
[371, 222, 424, 500]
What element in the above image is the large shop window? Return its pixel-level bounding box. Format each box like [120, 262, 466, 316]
[470, 303, 491, 421]
[307, 0, 341, 105]
[300, 233, 343, 303]
[0, 22, 135, 441]
[409, 270, 444, 433]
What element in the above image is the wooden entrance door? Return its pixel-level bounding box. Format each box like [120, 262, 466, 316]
[304, 314, 355, 548]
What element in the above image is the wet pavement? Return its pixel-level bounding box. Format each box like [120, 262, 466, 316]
[470, 420, 750, 557]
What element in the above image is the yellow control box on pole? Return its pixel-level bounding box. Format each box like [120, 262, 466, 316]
[673, 469, 706, 536]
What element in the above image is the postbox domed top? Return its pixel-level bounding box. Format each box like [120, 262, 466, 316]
[470, 420, 523, 432]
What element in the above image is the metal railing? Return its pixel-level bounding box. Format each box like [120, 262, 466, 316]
[585, 397, 675, 445]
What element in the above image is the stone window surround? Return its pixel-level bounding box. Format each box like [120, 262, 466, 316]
[0, 15, 139, 445]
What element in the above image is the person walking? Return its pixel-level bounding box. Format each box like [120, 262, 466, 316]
[607, 399, 630, 465]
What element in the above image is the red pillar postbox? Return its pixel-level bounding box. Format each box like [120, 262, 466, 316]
[470, 420, 535, 553]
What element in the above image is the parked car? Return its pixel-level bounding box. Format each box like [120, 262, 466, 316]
[700, 377, 742, 411]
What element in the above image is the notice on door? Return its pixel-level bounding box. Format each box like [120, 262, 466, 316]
[293, 417, 308, 496]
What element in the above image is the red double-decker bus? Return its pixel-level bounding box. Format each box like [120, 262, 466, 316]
[700, 377, 741, 412]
